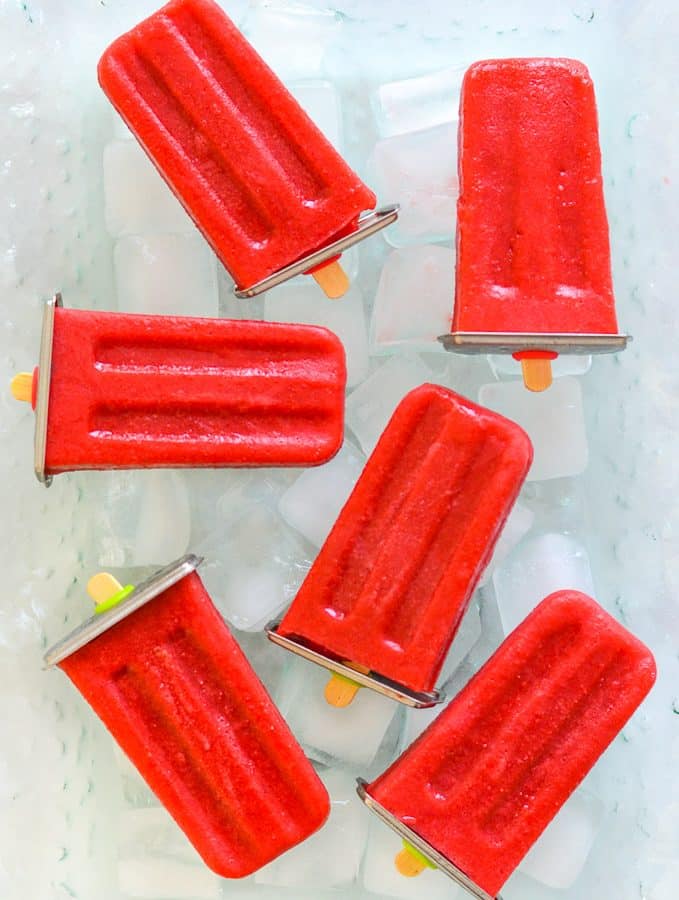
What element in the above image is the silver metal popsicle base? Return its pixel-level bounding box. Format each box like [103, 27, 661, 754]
[356, 779, 502, 900]
[44, 554, 203, 669]
[438, 331, 631, 355]
[233, 204, 400, 299]
[34, 292, 62, 486]
[265, 620, 444, 708]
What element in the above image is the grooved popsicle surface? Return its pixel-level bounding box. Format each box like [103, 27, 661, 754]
[98, 0, 376, 288]
[59, 571, 330, 878]
[454, 58, 618, 335]
[43, 307, 346, 472]
[278, 383, 532, 693]
[368, 591, 656, 896]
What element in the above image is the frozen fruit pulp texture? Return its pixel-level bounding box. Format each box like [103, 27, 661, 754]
[97, 0, 376, 289]
[278, 383, 533, 694]
[41, 307, 346, 473]
[454, 58, 618, 336]
[59, 570, 330, 877]
[367, 590, 656, 896]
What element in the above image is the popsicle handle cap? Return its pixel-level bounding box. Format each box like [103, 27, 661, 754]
[395, 841, 436, 877]
[312, 260, 350, 299]
[87, 572, 135, 613]
[10, 372, 33, 403]
[520, 357, 553, 392]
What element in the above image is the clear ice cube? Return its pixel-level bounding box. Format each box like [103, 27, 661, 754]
[264, 283, 368, 388]
[78, 470, 191, 569]
[478, 377, 589, 482]
[370, 122, 457, 246]
[277, 439, 366, 548]
[103, 140, 196, 237]
[345, 355, 433, 455]
[242, 3, 341, 80]
[275, 657, 399, 768]
[373, 65, 464, 138]
[288, 79, 343, 150]
[255, 768, 369, 889]
[518, 790, 605, 889]
[371, 245, 454, 353]
[478, 502, 534, 587]
[113, 234, 218, 318]
[492, 532, 596, 635]
[194, 477, 310, 632]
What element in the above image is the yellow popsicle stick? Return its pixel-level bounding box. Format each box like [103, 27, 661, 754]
[87, 572, 135, 614]
[312, 260, 350, 299]
[324, 672, 362, 707]
[10, 372, 33, 403]
[521, 357, 553, 392]
[395, 841, 436, 877]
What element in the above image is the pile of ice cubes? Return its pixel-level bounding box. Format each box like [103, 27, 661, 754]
[1, 1, 675, 899]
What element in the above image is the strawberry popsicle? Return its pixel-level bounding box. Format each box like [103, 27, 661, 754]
[44, 555, 330, 878]
[445, 58, 628, 391]
[98, 0, 394, 299]
[359, 590, 656, 899]
[10, 296, 346, 481]
[269, 384, 532, 707]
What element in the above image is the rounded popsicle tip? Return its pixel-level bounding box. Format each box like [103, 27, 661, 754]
[395, 842, 435, 878]
[87, 572, 135, 613]
[324, 672, 361, 707]
[10, 372, 33, 403]
[312, 260, 350, 299]
[521, 357, 553, 392]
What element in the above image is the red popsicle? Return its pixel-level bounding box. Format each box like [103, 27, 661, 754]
[98, 0, 381, 298]
[271, 384, 532, 707]
[45, 557, 330, 878]
[451, 58, 625, 391]
[11, 299, 346, 478]
[360, 590, 656, 898]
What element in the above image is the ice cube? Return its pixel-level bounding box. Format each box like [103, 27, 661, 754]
[242, 3, 341, 80]
[439, 599, 482, 685]
[78, 470, 191, 569]
[370, 123, 457, 246]
[288, 79, 343, 150]
[117, 807, 223, 896]
[114, 234, 218, 318]
[478, 377, 588, 482]
[373, 65, 464, 138]
[255, 768, 368, 889]
[492, 532, 596, 635]
[361, 817, 464, 899]
[194, 485, 310, 632]
[488, 353, 592, 379]
[278, 440, 366, 547]
[118, 858, 220, 899]
[103, 140, 195, 237]
[371, 245, 454, 353]
[478, 502, 534, 587]
[276, 657, 398, 768]
[264, 283, 368, 388]
[518, 790, 604, 889]
[345, 355, 433, 455]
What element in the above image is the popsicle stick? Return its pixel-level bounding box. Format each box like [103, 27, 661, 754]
[312, 260, 349, 299]
[10, 372, 33, 403]
[521, 357, 553, 392]
[87, 572, 135, 614]
[87, 573, 125, 607]
[395, 841, 436, 877]
[324, 672, 361, 707]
